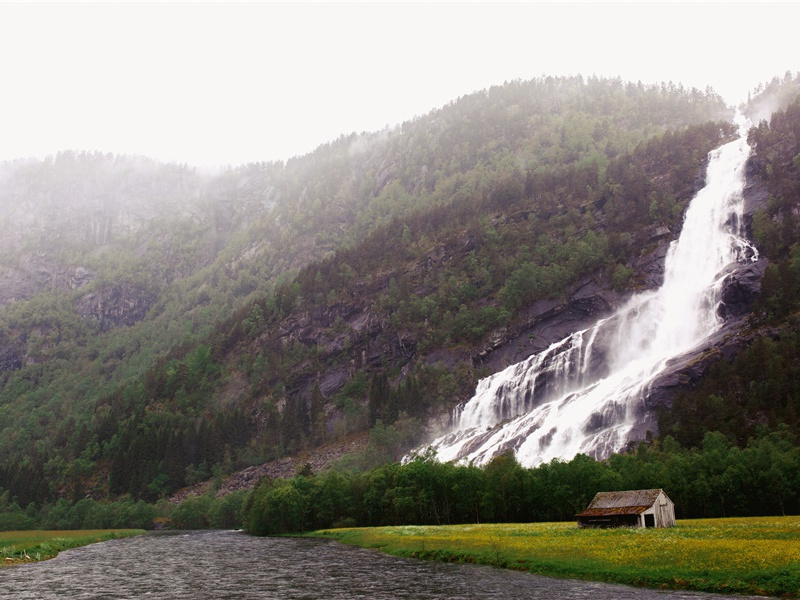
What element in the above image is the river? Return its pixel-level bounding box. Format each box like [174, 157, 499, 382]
[0, 530, 765, 599]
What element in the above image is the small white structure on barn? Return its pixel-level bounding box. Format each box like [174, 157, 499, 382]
[576, 489, 676, 528]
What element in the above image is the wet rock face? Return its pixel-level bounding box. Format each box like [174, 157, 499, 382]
[0, 336, 24, 373]
[474, 231, 678, 376]
[638, 309, 767, 430]
[475, 267, 628, 374]
[634, 240, 671, 289]
[75, 283, 158, 330]
[0, 256, 95, 306]
[717, 259, 768, 319]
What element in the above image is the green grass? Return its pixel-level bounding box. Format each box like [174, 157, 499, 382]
[310, 517, 800, 597]
[1, 529, 144, 565]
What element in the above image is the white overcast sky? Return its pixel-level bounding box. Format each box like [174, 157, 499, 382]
[0, 2, 797, 168]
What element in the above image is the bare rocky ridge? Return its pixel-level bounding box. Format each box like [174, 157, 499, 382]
[74, 282, 159, 330]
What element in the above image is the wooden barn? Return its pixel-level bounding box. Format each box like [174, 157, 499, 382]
[576, 489, 676, 528]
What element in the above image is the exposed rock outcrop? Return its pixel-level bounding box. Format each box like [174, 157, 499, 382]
[717, 259, 768, 319]
[0, 255, 94, 306]
[475, 277, 619, 374]
[75, 283, 159, 330]
[473, 237, 679, 375]
[630, 310, 768, 442]
[0, 334, 24, 373]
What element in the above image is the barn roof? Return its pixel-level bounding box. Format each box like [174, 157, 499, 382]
[575, 489, 664, 517]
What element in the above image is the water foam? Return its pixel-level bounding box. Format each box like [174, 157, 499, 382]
[422, 116, 757, 466]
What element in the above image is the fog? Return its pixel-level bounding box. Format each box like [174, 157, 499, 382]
[0, 2, 797, 168]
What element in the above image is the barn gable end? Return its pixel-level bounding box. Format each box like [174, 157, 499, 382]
[576, 489, 675, 528]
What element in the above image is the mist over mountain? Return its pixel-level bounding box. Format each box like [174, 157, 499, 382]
[0, 73, 798, 506]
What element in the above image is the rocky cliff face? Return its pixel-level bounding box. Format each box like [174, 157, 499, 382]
[629, 258, 768, 439]
[75, 283, 160, 331]
[0, 254, 95, 305]
[0, 333, 24, 373]
[472, 225, 675, 376]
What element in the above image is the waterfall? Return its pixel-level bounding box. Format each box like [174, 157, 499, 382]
[423, 115, 758, 467]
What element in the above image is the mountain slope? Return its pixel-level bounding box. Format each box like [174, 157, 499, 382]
[0, 76, 756, 503]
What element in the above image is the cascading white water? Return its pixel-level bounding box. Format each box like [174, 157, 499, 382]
[424, 115, 759, 467]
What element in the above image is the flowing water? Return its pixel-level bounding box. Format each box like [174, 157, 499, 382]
[424, 117, 758, 467]
[0, 531, 765, 599]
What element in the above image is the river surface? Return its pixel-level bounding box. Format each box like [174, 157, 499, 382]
[0, 530, 765, 599]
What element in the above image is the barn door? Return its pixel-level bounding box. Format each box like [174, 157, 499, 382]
[644, 514, 655, 528]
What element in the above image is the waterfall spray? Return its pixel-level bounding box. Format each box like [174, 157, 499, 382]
[423, 116, 758, 467]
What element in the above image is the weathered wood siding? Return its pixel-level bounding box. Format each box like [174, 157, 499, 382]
[640, 490, 676, 528]
[576, 488, 676, 528]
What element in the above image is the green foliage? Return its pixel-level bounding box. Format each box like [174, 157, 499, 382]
[207, 490, 249, 529]
[20, 496, 158, 530]
[366, 417, 422, 466]
[660, 331, 800, 448]
[745, 98, 800, 327]
[0, 529, 144, 564]
[244, 479, 308, 535]
[0, 491, 249, 533]
[0, 76, 742, 504]
[745, 71, 800, 123]
[243, 427, 800, 535]
[170, 495, 214, 530]
[610, 263, 634, 290]
[313, 517, 800, 598]
[0, 496, 36, 531]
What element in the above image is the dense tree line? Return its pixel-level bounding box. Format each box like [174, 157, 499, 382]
[0, 489, 247, 532]
[243, 428, 800, 534]
[2, 426, 797, 533]
[0, 492, 156, 531]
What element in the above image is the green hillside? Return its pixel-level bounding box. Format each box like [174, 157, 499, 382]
[0, 74, 797, 506]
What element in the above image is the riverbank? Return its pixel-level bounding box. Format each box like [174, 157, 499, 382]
[311, 516, 800, 597]
[1, 530, 144, 565]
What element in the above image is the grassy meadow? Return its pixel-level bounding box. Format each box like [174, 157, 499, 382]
[1, 529, 144, 565]
[313, 516, 800, 597]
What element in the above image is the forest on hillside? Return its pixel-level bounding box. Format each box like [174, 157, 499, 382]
[2, 428, 796, 532]
[0, 74, 799, 513]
